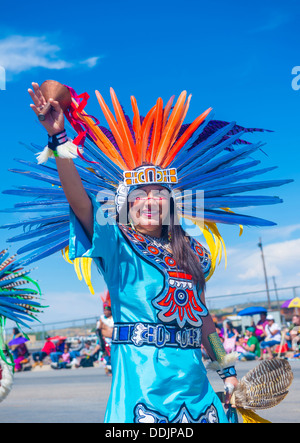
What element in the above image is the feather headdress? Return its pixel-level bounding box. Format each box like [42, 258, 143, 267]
[0, 87, 293, 289]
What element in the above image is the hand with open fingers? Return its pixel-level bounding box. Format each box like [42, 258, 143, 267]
[28, 82, 65, 136]
[224, 376, 239, 409]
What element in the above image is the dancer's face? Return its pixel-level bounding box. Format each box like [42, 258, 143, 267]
[128, 185, 171, 236]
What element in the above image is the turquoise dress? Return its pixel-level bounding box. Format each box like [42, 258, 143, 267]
[69, 194, 228, 423]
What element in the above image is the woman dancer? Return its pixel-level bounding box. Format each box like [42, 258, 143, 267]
[24, 82, 291, 423]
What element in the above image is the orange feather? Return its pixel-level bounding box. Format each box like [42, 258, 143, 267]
[155, 91, 187, 165]
[162, 95, 175, 129]
[73, 103, 127, 170]
[130, 96, 142, 164]
[162, 107, 213, 167]
[95, 90, 124, 151]
[139, 106, 156, 165]
[110, 88, 137, 170]
[148, 97, 164, 164]
[131, 96, 142, 144]
[164, 94, 192, 160]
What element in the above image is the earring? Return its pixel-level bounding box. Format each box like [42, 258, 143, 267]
[129, 217, 136, 231]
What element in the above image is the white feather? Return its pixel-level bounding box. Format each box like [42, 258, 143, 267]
[36, 140, 79, 164]
[0, 355, 14, 403]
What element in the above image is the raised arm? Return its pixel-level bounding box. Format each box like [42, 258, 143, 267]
[28, 82, 93, 240]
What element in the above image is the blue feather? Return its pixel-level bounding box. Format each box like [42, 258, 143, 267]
[0, 290, 38, 296]
[182, 209, 277, 227]
[14, 200, 68, 208]
[204, 179, 294, 198]
[182, 143, 262, 181]
[17, 228, 69, 255]
[179, 129, 245, 176]
[7, 222, 69, 243]
[187, 166, 279, 192]
[174, 160, 261, 189]
[8, 169, 62, 186]
[2, 186, 66, 198]
[170, 113, 216, 167]
[0, 215, 69, 230]
[0, 206, 69, 213]
[14, 158, 60, 177]
[0, 307, 34, 327]
[18, 239, 69, 266]
[172, 122, 237, 170]
[179, 195, 283, 210]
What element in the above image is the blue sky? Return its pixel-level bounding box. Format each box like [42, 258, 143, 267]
[0, 0, 299, 323]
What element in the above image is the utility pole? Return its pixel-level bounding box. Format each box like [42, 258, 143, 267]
[272, 276, 280, 311]
[258, 238, 272, 311]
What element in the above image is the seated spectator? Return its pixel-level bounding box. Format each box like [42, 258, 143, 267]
[51, 344, 72, 369]
[284, 314, 300, 352]
[14, 342, 30, 372]
[260, 315, 281, 360]
[237, 327, 261, 361]
[10, 328, 23, 360]
[32, 336, 56, 368]
[254, 313, 269, 342]
[69, 339, 84, 363]
[50, 339, 66, 364]
[75, 340, 100, 368]
[221, 321, 238, 354]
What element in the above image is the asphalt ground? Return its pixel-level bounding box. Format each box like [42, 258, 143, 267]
[0, 360, 299, 423]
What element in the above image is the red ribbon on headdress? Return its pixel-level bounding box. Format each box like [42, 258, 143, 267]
[64, 85, 100, 164]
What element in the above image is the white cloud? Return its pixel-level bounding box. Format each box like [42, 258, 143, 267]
[0, 35, 101, 76]
[0, 35, 72, 73]
[237, 238, 300, 281]
[259, 224, 300, 242]
[206, 237, 300, 308]
[80, 56, 101, 68]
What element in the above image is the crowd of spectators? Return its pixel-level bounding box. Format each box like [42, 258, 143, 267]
[7, 305, 115, 373]
[212, 312, 300, 361]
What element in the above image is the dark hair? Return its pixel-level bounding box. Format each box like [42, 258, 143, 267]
[117, 186, 206, 292]
[165, 197, 206, 292]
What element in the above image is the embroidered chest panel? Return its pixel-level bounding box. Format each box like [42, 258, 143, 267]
[119, 225, 210, 328]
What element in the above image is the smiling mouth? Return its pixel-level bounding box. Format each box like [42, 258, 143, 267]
[141, 210, 159, 219]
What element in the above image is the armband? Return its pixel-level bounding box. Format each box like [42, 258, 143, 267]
[36, 130, 80, 164]
[206, 332, 238, 379]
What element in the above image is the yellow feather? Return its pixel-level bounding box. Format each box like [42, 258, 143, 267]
[61, 248, 95, 293]
[81, 258, 95, 295]
[74, 258, 83, 281]
[221, 207, 244, 239]
[237, 408, 272, 424]
[182, 216, 227, 281]
[61, 247, 73, 264]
